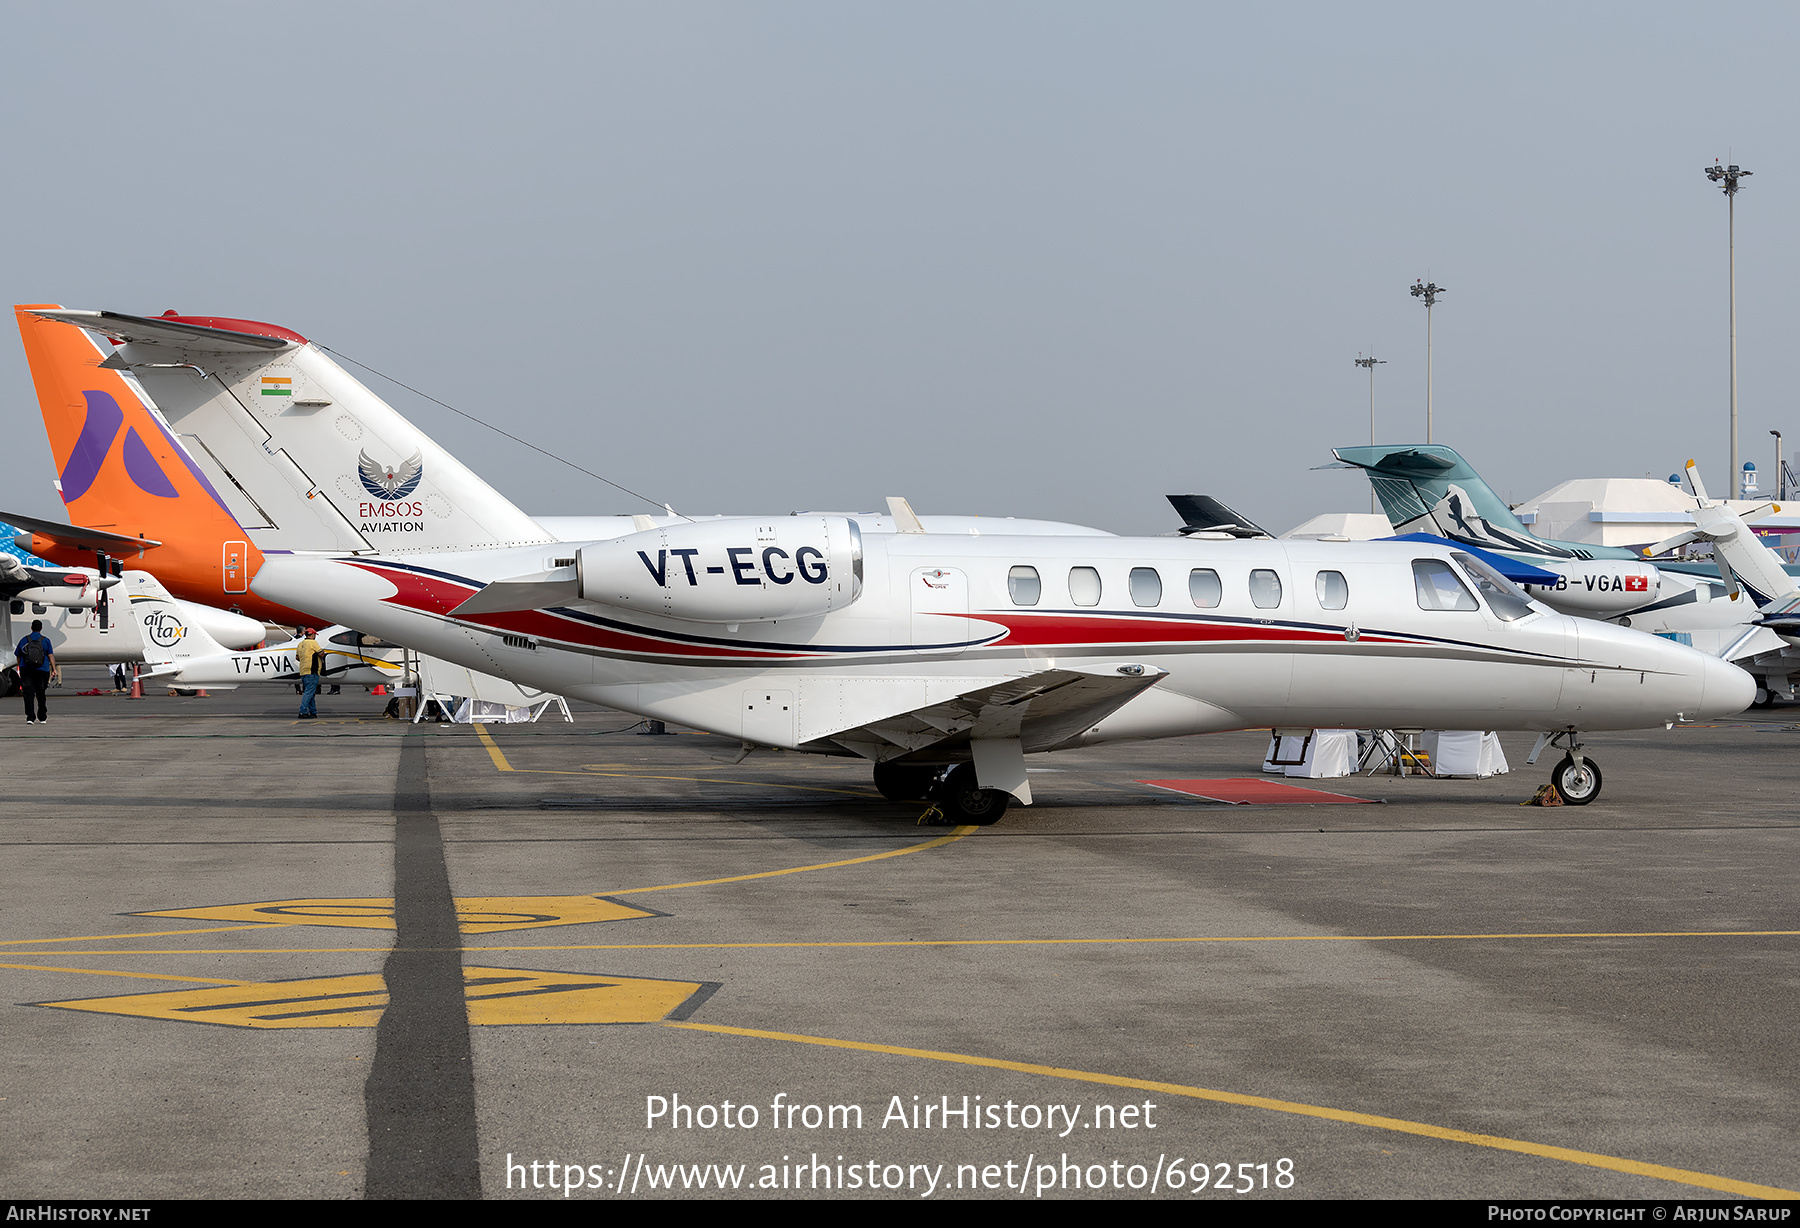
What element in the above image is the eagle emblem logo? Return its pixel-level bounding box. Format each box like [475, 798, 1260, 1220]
[358, 449, 423, 500]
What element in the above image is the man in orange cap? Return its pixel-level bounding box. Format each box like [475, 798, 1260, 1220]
[295, 628, 323, 719]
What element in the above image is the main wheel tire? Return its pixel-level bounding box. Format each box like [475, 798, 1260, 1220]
[873, 762, 939, 802]
[1550, 754, 1602, 805]
[1752, 686, 1776, 708]
[932, 763, 1011, 826]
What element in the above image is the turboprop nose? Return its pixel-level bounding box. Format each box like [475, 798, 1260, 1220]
[1698, 651, 1756, 719]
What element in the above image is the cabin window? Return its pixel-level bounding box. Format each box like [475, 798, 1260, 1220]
[1189, 568, 1221, 608]
[1069, 566, 1102, 607]
[1315, 570, 1349, 610]
[1249, 569, 1283, 609]
[1413, 559, 1479, 611]
[1008, 565, 1041, 606]
[1129, 567, 1162, 607]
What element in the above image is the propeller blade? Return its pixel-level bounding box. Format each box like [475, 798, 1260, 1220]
[1685, 458, 1711, 505]
[1644, 530, 1700, 557]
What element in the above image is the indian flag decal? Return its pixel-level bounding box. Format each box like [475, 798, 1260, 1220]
[261, 377, 292, 397]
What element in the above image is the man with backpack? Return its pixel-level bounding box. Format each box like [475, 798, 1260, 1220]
[295, 628, 324, 719]
[16, 619, 56, 724]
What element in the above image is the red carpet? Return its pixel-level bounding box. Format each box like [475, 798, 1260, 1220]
[1139, 778, 1374, 805]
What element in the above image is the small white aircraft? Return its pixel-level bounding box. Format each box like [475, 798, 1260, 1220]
[18, 309, 1757, 816]
[116, 571, 401, 691]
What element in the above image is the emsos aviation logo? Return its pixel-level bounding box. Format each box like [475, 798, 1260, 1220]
[356, 449, 428, 533]
[358, 450, 423, 499]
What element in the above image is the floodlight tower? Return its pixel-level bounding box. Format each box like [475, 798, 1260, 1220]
[1772, 429, 1784, 501]
[1410, 280, 1445, 442]
[1355, 355, 1386, 513]
[1705, 160, 1751, 496]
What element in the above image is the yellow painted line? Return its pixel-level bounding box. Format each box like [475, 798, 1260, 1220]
[0, 962, 249, 986]
[0, 925, 273, 946]
[666, 1021, 1800, 1200]
[14, 926, 1797, 957]
[473, 724, 878, 797]
[31, 967, 707, 1029]
[475, 723, 513, 771]
[603, 827, 977, 895]
[136, 894, 655, 934]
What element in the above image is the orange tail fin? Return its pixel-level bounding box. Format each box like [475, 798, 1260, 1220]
[14, 304, 274, 612]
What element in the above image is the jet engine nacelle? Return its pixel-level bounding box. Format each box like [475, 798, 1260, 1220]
[578, 516, 863, 624]
[1522, 561, 1661, 614]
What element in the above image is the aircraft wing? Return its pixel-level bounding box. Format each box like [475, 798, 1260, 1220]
[814, 663, 1169, 760]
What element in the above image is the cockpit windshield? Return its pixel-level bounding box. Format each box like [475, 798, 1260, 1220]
[1451, 553, 1537, 622]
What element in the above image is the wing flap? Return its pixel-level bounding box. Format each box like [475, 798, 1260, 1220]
[811, 664, 1168, 757]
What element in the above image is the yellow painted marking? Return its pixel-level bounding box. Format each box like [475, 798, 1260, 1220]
[35, 967, 707, 1029]
[475, 723, 512, 770]
[464, 967, 705, 1026]
[136, 895, 655, 934]
[0, 962, 248, 985]
[0, 925, 273, 946]
[603, 828, 976, 895]
[10, 926, 1796, 958]
[474, 725, 876, 796]
[667, 1021, 1800, 1200]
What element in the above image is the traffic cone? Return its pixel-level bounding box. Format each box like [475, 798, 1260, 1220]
[128, 668, 143, 699]
[197, 689, 209, 698]
[372, 684, 386, 696]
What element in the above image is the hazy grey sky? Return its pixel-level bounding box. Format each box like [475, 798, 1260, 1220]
[4, 3, 1796, 536]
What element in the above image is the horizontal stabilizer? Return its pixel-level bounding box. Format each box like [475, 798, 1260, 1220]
[2, 510, 159, 552]
[449, 567, 581, 617]
[29, 309, 297, 352]
[1165, 494, 1272, 538]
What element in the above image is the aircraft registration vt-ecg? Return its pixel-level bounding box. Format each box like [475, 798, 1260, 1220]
[13, 306, 1755, 818]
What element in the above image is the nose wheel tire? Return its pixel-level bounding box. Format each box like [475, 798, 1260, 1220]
[932, 764, 1012, 826]
[1550, 754, 1602, 805]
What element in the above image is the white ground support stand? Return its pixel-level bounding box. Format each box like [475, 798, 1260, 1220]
[1422, 731, 1509, 778]
[411, 654, 573, 724]
[1263, 729, 1357, 778]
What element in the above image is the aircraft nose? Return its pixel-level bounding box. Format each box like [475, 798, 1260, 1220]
[1697, 652, 1756, 719]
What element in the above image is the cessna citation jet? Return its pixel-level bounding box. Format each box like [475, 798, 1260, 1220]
[13, 307, 1755, 819]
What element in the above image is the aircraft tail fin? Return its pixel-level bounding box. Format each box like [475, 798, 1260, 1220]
[22, 308, 552, 558]
[1330, 443, 1577, 559]
[121, 570, 225, 667]
[14, 307, 260, 584]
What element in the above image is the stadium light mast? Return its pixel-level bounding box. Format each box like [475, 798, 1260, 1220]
[1410, 280, 1445, 442]
[1355, 355, 1386, 513]
[1772, 429, 1784, 501]
[1705, 159, 1751, 496]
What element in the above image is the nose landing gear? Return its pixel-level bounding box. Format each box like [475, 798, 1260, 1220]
[1527, 730, 1602, 805]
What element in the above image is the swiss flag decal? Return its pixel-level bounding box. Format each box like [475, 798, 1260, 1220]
[1626, 575, 1648, 592]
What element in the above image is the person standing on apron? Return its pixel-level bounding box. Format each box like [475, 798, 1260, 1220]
[296, 628, 324, 719]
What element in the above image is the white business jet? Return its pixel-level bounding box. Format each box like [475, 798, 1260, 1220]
[23, 309, 1756, 818]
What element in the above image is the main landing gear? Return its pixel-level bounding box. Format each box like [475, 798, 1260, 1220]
[872, 761, 1011, 825]
[1528, 730, 1602, 805]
